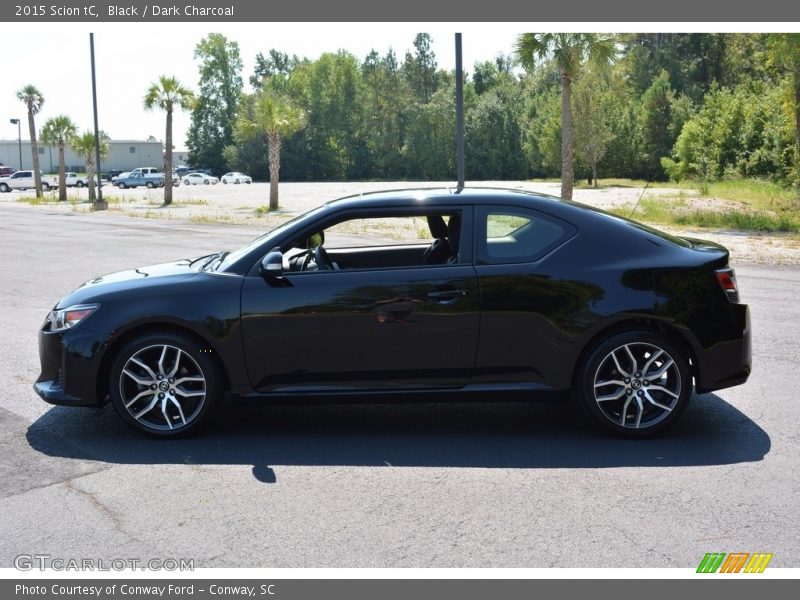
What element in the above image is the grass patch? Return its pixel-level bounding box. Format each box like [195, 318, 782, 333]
[611, 197, 800, 234]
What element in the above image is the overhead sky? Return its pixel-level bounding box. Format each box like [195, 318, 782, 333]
[0, 23, 526, 150]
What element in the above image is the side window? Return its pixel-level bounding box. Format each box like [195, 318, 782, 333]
[477, 206, 575, 264]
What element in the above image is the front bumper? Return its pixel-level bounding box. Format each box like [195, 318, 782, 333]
[33, 324, 109, 407]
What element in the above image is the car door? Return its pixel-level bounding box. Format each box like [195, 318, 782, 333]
[472, 204, 580, 388]
[240, 208, 480, 393]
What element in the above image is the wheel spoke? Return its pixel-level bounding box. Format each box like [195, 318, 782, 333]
[648, 384, 679, 399]
[167, 349, 183, 378]
[157, 345, 168, 376]
[597, 388, 627, 402]
[161, 397, 173, 430]
[595, 379, 625, 388]
[644, 391, 674, 412]
[623, 345, 639, 374]
[641, 349, 664, 377]
[620, 395, 634, 426]
[124, 389, 154, 409]
[169, 397, 187, 426]
[122, 368, 152, 386]
[645, 358, 674, 381]
[174, 375, 205, 385]
[174, 388, 204, 398]
[634, 396, 644, 428]
[130, 357, 158, 381]
[133, 396, 159, 420]
[610, 351, 630, 378]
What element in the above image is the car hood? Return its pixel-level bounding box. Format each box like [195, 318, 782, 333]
[56, 259, 200, 308]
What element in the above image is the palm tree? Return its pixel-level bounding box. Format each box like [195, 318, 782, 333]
[16, 85, 45, 198]
[70, 130, 109, 202]
[143, 76, 194, 205]
[515, 34, 616, 200]
[236, 92, 304, 211]
[40, 115, 77, 202]
[767, 34, 800, 174]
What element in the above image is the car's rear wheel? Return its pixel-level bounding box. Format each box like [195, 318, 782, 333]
[204, 179, 209, 185]
[117, 182, 126, 189]
[184, 179, 190, 185]
[577, 330, 691, 437]
[146, 182, 155, 189]
[41, 183, 51, 191]
[0, 183, 9, 193]
[108, 332, 223, 437]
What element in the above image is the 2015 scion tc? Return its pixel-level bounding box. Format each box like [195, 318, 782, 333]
[35, 189, 751, 437]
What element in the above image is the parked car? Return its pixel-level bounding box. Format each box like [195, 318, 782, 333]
[112, 167, 160, 184]
[115, 172, 165, 189]
[104, 170, 125, 182]
[183, 172, 219, 186]
[0, 166, 17, 178]
[221, 172, 252, 185]
[34, 188, 751, 438]
[0, 170, 57, 192]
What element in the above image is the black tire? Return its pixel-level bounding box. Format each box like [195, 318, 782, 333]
[108, 331, 224, 437]
[0, 183, 9, 193]
[576, 330, 692, 438]
[76, 181, 85, 188]
[117, 182, 126, 189]
[184, 179, 190, 186]
[41, 183, 51, 191]
[146, 182, 155, 189]
[203, 179, 209, 185]
[234, 179, 240, 184]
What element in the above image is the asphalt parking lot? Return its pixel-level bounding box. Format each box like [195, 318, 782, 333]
[0, 202, 798, 568]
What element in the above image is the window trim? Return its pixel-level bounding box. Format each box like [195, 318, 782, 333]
[474, 204, 577, 265]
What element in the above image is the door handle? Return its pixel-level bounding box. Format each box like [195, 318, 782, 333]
[427, 289, 469, 304]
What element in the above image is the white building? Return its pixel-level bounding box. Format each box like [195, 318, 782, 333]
[0, 139, 164, 173]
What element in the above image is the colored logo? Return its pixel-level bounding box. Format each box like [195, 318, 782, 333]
[697, 552, 773, 573]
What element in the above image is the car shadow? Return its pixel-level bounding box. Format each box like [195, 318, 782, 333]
[25, 392, 770, 481]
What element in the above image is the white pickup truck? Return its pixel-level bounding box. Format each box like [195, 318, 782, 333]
[0, 170, 58, 193]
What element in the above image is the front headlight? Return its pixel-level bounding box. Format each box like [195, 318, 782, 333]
[49, 304, 99, 331]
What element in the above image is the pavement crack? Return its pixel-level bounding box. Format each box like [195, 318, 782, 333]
[62, 479, 144, 545]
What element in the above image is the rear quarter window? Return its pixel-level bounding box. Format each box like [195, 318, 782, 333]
[477, 205, 576, 264]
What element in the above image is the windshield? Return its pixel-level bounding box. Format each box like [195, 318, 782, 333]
[215, 204, 329, 272]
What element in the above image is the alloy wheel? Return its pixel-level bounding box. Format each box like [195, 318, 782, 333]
[593, 342, 682, 429]
[118, 344, 206, 432]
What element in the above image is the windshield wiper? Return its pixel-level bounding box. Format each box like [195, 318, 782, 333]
[188, 252, 218, 266]
[201, 251, 229, 271]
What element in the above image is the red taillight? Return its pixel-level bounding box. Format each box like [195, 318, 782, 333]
[716, 268, 739, 302]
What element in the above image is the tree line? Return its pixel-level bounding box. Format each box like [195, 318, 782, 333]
[183, 32, 799, 204]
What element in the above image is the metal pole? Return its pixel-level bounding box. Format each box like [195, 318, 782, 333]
[10, 119, 22, 169]
[90, 33, 106, 208]
[455, 33, 465, 191]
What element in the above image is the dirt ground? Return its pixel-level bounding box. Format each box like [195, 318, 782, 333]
[2, 180, 798, 265]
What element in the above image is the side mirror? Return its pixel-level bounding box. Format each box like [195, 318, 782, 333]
[260, 250, 284, 275]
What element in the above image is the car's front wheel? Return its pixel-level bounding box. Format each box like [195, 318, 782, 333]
[108, 331, 223, 437]
[577, 330, 691, 437]
[0, 183, 9, 193]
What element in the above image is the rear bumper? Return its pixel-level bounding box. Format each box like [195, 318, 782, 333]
[692, 303, 751, 393]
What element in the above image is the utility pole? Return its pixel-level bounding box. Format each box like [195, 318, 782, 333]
[455, 33, 465, 191]
[90, 33, 106, 209]
[9, 119, 22, 169]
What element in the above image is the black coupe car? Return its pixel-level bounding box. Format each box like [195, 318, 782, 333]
[35, 188, 751, 437]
